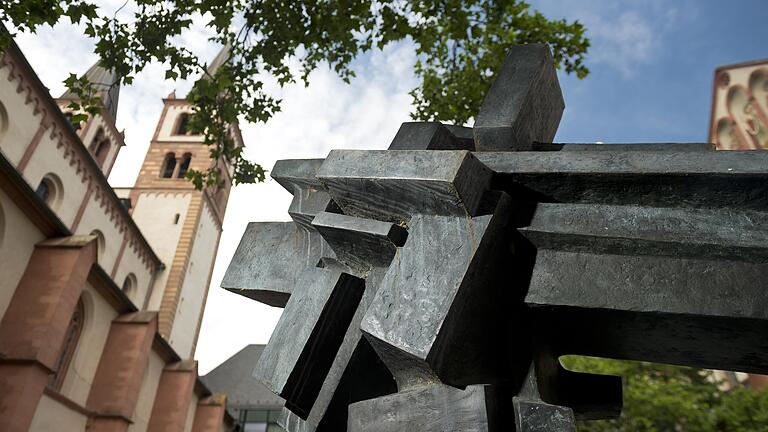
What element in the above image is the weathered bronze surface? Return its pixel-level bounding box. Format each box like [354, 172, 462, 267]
[223, 43, 768, 431]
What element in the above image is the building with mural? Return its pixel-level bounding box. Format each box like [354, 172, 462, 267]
[0, 36, 236, 431]
[708, 57, 768, 391]
[709, 59, 768, 150]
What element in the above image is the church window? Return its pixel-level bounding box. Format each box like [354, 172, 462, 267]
[94, 140, 108, 158]
[90, 230, 106, 264]
[93, 141, 109, 167]
[161, 153, 177, 178]
[121, 273, 137, 300]
[0, 202, 4, 248]
[35, 180, 50, 203]
[89, 129, 104, 154]
[48, 298, 84, 391]
[89, 128, 110, 167]
[175, 113, 191, 135]
[35, 174, 62, 209]
[177, 153, 192, 178]
[0, 100, 9, 143]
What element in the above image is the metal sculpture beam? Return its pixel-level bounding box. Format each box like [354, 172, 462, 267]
[223, 43, 768, 431]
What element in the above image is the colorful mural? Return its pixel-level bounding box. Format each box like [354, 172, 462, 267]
[710, 60, 768, 150]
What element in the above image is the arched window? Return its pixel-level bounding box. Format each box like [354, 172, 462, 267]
[89, 128, 104, 154]
[177, 153, 192, 178]
[90, 230, 106, 264]
[0, 100, 9, 143]
[35, 174, 63, 209]
[89, 128, 110, 167]
[92, 141, 109, 168]
[0, 201, 4, 248]
[121, 273, 137, 300]
[161, 153, 177, 178]
[93, 140, 109, 162]
[175, 113, 190, 135]
[35, 179, 51, 203]
[49, 298, 85, 390]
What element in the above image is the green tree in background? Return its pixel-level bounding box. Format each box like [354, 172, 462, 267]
[563, 356, 768, 431]
[1, 0, 589, 189]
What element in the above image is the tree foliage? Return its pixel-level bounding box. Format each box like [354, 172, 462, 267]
[563, 356, 768, 431]
[2, 0, 588, 189]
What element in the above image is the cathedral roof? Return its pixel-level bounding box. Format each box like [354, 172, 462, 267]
[60, 61, 120, 122]
[202, 344, 284, 410]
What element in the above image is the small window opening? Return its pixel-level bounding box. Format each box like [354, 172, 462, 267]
[48, 298, 84, 390]
[89, 129, 110, 167]
[94, 140, 109, 167]
[94, 140, 108, 158]
[0, 100, 8, 141]
[90, 230, 106, 264]
[36, 179, 51, 203]
[161, 153, 177, 178]
[35, 174, 62, 209]
[0, 201, 5, 248]
[121, 273, 137, 300]
[175, 113, 190, 135]
[177, 153, 192, 178]
[173, 213, 180, 224]
[89, 129, 104, 155]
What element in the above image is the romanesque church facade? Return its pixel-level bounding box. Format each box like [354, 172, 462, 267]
[0, 37, 237, 432]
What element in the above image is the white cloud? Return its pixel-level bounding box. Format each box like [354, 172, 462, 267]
[12, 23, 97, 96]
[532, 0, 690, 78]
[587, 10, 658, 77]
[12, 17, 419, 374]
[195, 43, 418, 373]
[14, 0, 683, 375]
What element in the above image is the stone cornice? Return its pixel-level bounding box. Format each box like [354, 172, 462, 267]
[88, 264, 138, 315]
[0, 41, 162, 272]
[201, 188, 224, 230]
[130, 187, 224, 229]
[715, 58, 768, 73]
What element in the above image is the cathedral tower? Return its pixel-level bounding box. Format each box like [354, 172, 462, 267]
[128, 46, 240, 357]
[56, 61, 125, 177]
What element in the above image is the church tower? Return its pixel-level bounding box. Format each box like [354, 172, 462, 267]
[56, 61, 125, 177]
[128, 46, 240, 357]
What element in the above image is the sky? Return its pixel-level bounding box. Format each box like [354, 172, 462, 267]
[9, 0, 768, 374]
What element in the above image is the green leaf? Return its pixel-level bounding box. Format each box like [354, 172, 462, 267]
[2, 0, 590, 189]
[71, 113, 89, 123]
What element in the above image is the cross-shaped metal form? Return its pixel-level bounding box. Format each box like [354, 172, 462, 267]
[223, 44, 768, 431]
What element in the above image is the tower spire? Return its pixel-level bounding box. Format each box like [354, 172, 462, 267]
[61, 60, 120, 121]
[205, 43, 231, 78]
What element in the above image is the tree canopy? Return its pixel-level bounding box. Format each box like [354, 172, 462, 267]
[1, 0, 589, 189]
[563, 356, 768, 431]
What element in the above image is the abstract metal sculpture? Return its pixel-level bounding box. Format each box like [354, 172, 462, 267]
[223, 44, 768, 431]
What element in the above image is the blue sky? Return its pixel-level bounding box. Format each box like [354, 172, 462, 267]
[530, 0, 768, 143]
[11, 0, 767, 371]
